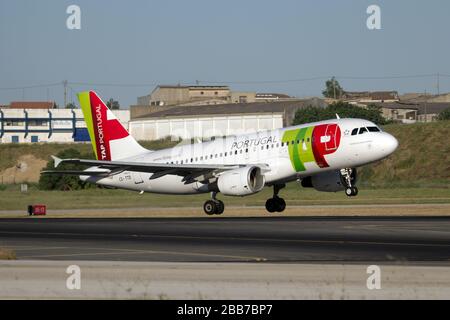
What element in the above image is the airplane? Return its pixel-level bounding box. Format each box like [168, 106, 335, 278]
[43, 90, 399, 215]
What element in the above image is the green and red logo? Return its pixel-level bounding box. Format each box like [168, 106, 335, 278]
[282, 123, 341, 172]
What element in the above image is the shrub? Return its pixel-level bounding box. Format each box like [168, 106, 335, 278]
[38, 148, 95, 190]
[437, 107, 450, 121]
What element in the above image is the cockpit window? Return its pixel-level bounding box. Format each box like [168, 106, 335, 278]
[351, 128, 358, 136]
[367, 126, 381, 132]
[359, 127, 368, 134]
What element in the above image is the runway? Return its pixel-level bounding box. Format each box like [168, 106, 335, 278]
[1, 216, 450, 263]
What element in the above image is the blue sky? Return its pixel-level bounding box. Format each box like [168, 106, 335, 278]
[1, 0, 449, 107]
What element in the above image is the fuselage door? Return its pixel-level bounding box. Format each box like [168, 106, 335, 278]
[324, 124, 339, 151]
[133, 172, 144, 184]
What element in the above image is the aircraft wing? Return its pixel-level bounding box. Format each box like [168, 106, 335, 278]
[41, 156, 269, 183]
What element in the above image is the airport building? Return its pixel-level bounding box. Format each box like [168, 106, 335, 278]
[0, 103, 129, 143]
[340, 90, 450, 123]
[342, 91, 400, 103]
[136, 85, 294, 109]
[374, 102, 450, 123]
[129, 99, 326, 141]
[137, 85, 232, 106]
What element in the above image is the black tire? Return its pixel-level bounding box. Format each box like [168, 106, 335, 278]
[352, 187, 359, 196]
[345, 188, 353, 197]
[276, 198, 286, 212]
[265, 198, 276, 213]
[204, 200, 217, 215]
[215, 200, 225, 215]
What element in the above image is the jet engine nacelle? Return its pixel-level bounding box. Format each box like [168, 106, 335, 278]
[217, 166, 265, 196]
[301, 169, 357, 192]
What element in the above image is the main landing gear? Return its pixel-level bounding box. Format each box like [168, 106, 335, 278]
[265, 184, 286, 213]
[203, 192, 225, 215]
[341, 168, 358, 197]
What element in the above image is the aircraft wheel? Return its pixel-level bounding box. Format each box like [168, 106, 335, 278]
[265, 198, 277, 213]
[345, 187, 358, 197]
[204, 200, 217, 215]
[215, 200, 225, 215]
[276, 197, 286, 212]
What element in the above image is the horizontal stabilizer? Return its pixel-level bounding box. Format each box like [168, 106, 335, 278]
[41, 170, 111, 177]
[51, 155, 62, 168]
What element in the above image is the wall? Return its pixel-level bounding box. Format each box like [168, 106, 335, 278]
[129, 113, 284, 141]
[381, 108, 417, 123]
[188, 87, 230, 100]
[230, 92, 256, 104]
[150, 87, 190, 106]
[0, 108, 129, 143]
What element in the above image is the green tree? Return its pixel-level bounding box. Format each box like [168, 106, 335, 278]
[293, 102, 388, 126]
[38, 148, 95, 191]
[65, 102, 76, 109]
[293, 106, 327, 124]
[322, 77, 345, 99]
[437, 107, 450, 121]
[106, 98, 120, 110]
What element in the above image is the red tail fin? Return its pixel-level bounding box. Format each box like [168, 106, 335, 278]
[78, 91, 148, 160]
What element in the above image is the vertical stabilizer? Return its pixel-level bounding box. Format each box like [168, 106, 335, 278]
[78, 91, 148, 160]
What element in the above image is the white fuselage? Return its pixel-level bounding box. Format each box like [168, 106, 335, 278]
[82, 118, 398, 195]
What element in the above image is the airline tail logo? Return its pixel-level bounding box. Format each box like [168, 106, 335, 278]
[78, 91, 129, 161]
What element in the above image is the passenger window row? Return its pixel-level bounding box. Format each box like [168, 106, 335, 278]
[170, 148, 249, 164]
[165, 138, 301, 165]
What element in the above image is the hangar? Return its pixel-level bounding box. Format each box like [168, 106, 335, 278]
[129, 99, 326, 141]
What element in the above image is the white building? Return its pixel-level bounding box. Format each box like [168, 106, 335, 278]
[129, 100, 325, 141]
[0, 107, 129, 143]
[130, 114, 284, 141]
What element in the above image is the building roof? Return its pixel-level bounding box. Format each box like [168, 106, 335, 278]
[255, 93, 291, 99]
[156, 85, 229, 89]
[400, 92, 450, 103]
[343, 91, 399, 101]
[375, 102, 450, 114]
[9, 101, 54, 109]
[134, 99, 325, 120]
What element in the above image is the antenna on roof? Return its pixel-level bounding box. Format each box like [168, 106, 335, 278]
[336, 113, 340, 119]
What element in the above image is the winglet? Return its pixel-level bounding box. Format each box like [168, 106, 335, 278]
[336, 113, 340, 119]
[51, 155, 62, 168]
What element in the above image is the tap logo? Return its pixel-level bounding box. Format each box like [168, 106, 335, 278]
[94, 104, 108, 160]
[78, 91, 129, 161]
[282, 124, 341, 172]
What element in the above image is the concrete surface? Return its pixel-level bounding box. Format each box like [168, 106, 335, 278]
[0, 260, 449, 299]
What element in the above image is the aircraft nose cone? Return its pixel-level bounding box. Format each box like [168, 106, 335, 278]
[381, 133, 398, 155]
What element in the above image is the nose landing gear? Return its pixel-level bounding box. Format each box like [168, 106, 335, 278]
[265, 184, 286, 213]
[341, 168, 358, 197]
[203, 192, 225, 215]
[345, 186, 358, 197]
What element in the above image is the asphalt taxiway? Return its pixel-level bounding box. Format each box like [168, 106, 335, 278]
[1, 216, 449, 263]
